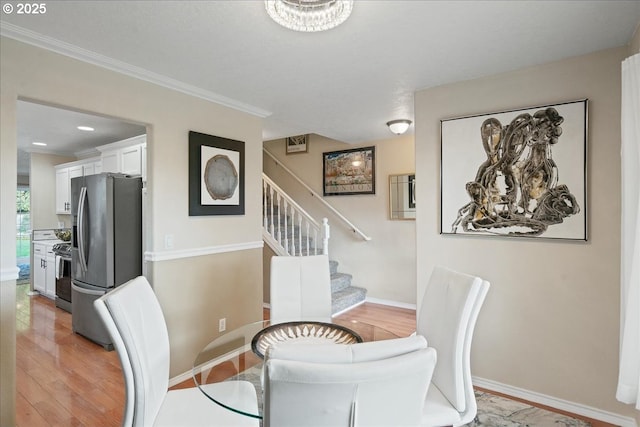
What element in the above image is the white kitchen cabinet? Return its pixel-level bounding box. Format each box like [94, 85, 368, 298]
[100, 149, 119, 173]
[45, 248, 56, 298]
[32, 244, 46, 294]
[83, 160, 101, 176]
[33, 243, 56, 299]
[55, 158, 100, 214]
[55, 168, 70, 214]
[55, 165, 82, 214]
[97, 135, 146, 180]
[121, 144, 142, 175]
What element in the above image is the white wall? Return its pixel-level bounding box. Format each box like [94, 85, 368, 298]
[0, 37, 264, 424]
[415, 46, 635, 421]
[264, 133, 417, 305]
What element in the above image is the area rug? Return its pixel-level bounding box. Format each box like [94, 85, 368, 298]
[228, 366, 591, 426]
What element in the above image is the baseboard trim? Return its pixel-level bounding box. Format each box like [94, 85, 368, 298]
[473, 376, 638, 427]
[145, 241, 263, 262]
[365, 296, 416, 311]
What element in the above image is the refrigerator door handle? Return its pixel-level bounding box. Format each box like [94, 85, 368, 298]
[77, 186, 88, 272]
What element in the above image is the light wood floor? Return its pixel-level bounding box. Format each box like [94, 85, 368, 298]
[15, 285, 612, 426]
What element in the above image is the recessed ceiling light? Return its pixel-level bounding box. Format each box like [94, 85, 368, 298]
[77, 126, 95, 131]
[32, 142, 47, 146]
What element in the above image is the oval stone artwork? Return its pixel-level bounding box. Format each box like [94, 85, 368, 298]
[204, 154, 238, 200]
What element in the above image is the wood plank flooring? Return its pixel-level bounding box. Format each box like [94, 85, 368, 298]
[15, 285, 612, 426]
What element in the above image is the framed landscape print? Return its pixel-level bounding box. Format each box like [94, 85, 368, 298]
[323, 146, 375, 196]
[440, 99, 587, 240]
[189, 131, 245, 216]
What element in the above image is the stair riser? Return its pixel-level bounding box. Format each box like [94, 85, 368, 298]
[331, 286, 367, 314]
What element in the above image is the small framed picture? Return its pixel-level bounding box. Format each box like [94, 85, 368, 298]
[286, 134, 309, 154]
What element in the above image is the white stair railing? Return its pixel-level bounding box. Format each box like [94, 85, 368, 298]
[263, 174, 329, 256]
[263, 148, 371, 241]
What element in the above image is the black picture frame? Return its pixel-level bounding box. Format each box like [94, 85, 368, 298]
[323, 146, 375, 196]
[189, 131, 245, 216]
[440, 99, 587, 240]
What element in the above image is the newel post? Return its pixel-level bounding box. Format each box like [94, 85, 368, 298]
[321, 218, 330, 256]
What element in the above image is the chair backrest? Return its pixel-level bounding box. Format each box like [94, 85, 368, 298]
[270, 254, 332, 323]
[263, 336, 437, 427]
[94, 276, 170, 427]
[416, 266, 489, 423]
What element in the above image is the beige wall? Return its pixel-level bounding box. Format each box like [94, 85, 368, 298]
[0, 37, 264, 424]
[30, 152, 75, 229]
[263, 133, 417, 305]
[415, 46, 634, 420]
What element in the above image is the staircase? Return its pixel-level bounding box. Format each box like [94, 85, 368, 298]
[329, 260, 367, 315]
[263, 174, 367, 314]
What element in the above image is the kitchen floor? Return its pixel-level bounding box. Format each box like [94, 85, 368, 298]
[16, 284, 124, 426]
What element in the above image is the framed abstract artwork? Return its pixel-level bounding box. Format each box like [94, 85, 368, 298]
[189, 131, 245, 216]
[323, 146, 375, 196]
[286, 134, 309, 154]
[440, 99, 588, 240]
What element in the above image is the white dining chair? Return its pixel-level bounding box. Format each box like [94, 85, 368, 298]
[263, 335, 437, 427]
[94, 276, 259, 427]
[270, 254, 332, 324]
[417, 266, 490, 427]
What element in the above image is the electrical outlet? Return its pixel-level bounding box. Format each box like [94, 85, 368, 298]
[164, 234, 174, 249]
[219, 318, 226, 332]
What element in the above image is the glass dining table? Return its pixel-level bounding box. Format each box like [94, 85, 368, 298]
[192, 318, 399, 419]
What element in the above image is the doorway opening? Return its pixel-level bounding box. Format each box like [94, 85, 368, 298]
[16, 186, 30, 285]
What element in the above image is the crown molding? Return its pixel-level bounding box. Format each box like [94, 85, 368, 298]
[0, 23, 272, 119]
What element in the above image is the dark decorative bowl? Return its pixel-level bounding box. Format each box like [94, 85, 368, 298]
[54, 229, 71, 241]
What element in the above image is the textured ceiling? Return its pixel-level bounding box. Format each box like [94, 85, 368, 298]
[2, 0, 639, 167]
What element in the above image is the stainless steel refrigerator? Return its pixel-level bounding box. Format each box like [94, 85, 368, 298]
[71, 173, 142, 350]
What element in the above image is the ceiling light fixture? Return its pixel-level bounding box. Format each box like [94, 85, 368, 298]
[386, 119, 412, 135]
[77, 126, 95, 131]
[265, 0, 354, 32]
[32, 142, 47, 146]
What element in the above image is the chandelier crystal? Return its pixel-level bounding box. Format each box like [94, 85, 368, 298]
[265, 0, 354, 32]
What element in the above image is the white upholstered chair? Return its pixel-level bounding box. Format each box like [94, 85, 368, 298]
[269, 254, 332, 324]
[94, 276, 259, 427]
[417, 266, 490, 427]
[263, 335, 437, 427]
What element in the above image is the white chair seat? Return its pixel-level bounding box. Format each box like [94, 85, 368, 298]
[155, 381, 258, 426]
[421, 385, 463, 427]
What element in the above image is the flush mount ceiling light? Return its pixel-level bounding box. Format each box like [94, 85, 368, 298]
[265, 0, 354, 32]
[32, 142, 47, 146]
[387, 119, 412, 135]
